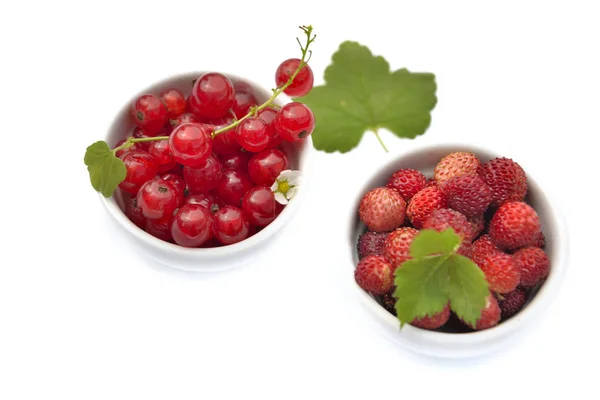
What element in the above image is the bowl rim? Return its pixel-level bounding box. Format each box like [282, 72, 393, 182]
[99, 70, 313, 258]
[349, 142, 569, 344]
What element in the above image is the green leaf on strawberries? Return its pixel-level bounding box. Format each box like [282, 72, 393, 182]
[296, 41, 437, 153]
[84, 141, 127, 197]
[393, 229, 490, 327]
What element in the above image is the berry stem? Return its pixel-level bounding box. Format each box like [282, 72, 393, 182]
[373, 129, 389, 153]
[112, 136, 170, 155]
[212, 25, 316, 138]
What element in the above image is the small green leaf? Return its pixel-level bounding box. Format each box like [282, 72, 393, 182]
[447, 254, 490, 327]
[84, 141, 126, 197]
[393, 256, 451, 326]
[409, 228, 461, 258]
[296, 41, 437, 153]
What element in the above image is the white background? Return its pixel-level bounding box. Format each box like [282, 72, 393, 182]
[1, 1, 598, 398]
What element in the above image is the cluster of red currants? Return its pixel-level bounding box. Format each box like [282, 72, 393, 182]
[116, 58, 315, 248]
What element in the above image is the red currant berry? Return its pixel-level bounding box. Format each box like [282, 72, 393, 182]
[145, 215, 173, 242]
[125, 196, 146, 229]
[258, 107, 283, 148]
[183, 154, 223, 194]
[114, 138, 139, 158]
[170, 204, 214, 247]
[118, 150, 158, 195]
[160, 173, 186, 200]
[136, 178, 180, 220]
[217, 169, 254, 206]
[274, 102, 315, 142]
[148, 139, 176, 173]
[275, 58, 314, 97]
[170, 112, 200, 129]
[248, 149, 289, 186]
[185, 192, 222, 214]
[213, 206, 250, 245]
[242, 186, 282, 227]
[190, 72, 235, 119]
[160, 88, 186, 118]
[169, 123, 213, 167]
[236, 117, 270, 153]
[233, 80, 254, 94]
[132, 126, 152, 151]
[220, 152, 250, 171]
[213, 128, 242, 156]
[131, 94, 168, 135]
[168, 163, 184, 176]
[232, 91, 257, 119]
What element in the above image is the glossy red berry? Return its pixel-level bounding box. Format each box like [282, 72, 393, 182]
[217, 169, 254, 206]
[220, 152, 250, 171]
[160, 173, 186, 200]
[232, 91, 257, 119]
[190, 72, 235, 119]
[170, 204, 214, 247]
[131, 94, 168, 135]
[118, 150, 158, 195]
[145, 215, 172, 242]
[170, 112, 200, 129]
[132, 126, 152, 151]
[213, 206, 251, 245]
[148, 139, 176, 173]
[185, 192, 222, 214]
[136, 178, 180, 220]
[183, 154, 223, 194]
[160, 88, 186, 118]
[258, 107, 283, 148]
[125, 196, 146, 229]
[169, 123, 213, 167]
[236, 117, 270, 152]
[248, 149, 288, 186]
[242, 186, 282, 227]
[275, 58, 314, 97]
[274, 102, 315, 142]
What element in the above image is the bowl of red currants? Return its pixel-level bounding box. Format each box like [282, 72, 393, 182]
[100, 64, 315, 272]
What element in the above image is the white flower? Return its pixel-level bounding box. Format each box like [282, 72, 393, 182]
[270, 170, 301, 205]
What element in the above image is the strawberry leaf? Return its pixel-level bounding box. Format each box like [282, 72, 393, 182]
[447, 255, 490, 327]
[296, 41, 437, 153]
[84, 141, 126, 197]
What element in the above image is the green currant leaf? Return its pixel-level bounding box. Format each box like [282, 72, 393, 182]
[84, 141, 126, 197]
[409, 228, 461, 258]
[447, 254, 490, 327]
[296, 41, 437, 153]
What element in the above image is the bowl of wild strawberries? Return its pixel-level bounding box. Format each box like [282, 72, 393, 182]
[350, 143, 568, 358]
[100, 66, 314, 271]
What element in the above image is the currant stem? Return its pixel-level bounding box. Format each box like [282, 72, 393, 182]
[112, 136, 170, 155]
[212, 25, 316, 138]
[373, 130, 389, 153]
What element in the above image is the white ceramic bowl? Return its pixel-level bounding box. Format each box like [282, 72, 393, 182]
[99, 71, 312, 272]
[348, 143, 568, 358]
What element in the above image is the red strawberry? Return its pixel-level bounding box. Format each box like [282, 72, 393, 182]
[468, 215, 486, 239]
[498, 288, 527, 319]
[457, 241, 472, 257]
[478, 157, 528, 207]
[422, 208, 473, 242]
[434, 152, 481, 185]
[380, 293, 397, 315]
[513, 247, 550, 287]
[359, 187, 406, 232]
[383, 227, 419, 270]
[411, 304, 451, 330]
[470, 234, 501, 266]
[464, 294, 501, 331]
[532, 230, 546, 248]
[386, 168, 427, 201]
[440, 174, 492, 218]
[480, 252, 521, 293]
[406, 186, 447, 228]
[425, 178, 437, 187]
[354, 255, 394, 295]
[357, 231, 388, 260]
[489, 201, 541, 250]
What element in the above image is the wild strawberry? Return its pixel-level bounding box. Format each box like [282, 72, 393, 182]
[513, 247, 550, 287]
[470, 234, 501, 266]
[406, 186, 447, 228]
[422, 208, 473, 242]
[489, 201, 541, 250]
[468, 215, 486, 239]
[434, 152, 481, 185]
[411, 304, 451, 330]
[498, 288, 528, 319]
[480, 252, 521, 293]
[357, 231, 388, 260]
[426, 178, 437, 187]
[478, 157, 528, 207]
[380, 292, 397, 315]
[383, 227, 419, 270]
[354, 255, 394, 295]
[359, 187, 406, 232]
[532, 230, 546, 248]
[440, 174, 492, 218]
[464, 294, 501, 331]
[457, 241, 472, 257]
[386, 168, 427, 201]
